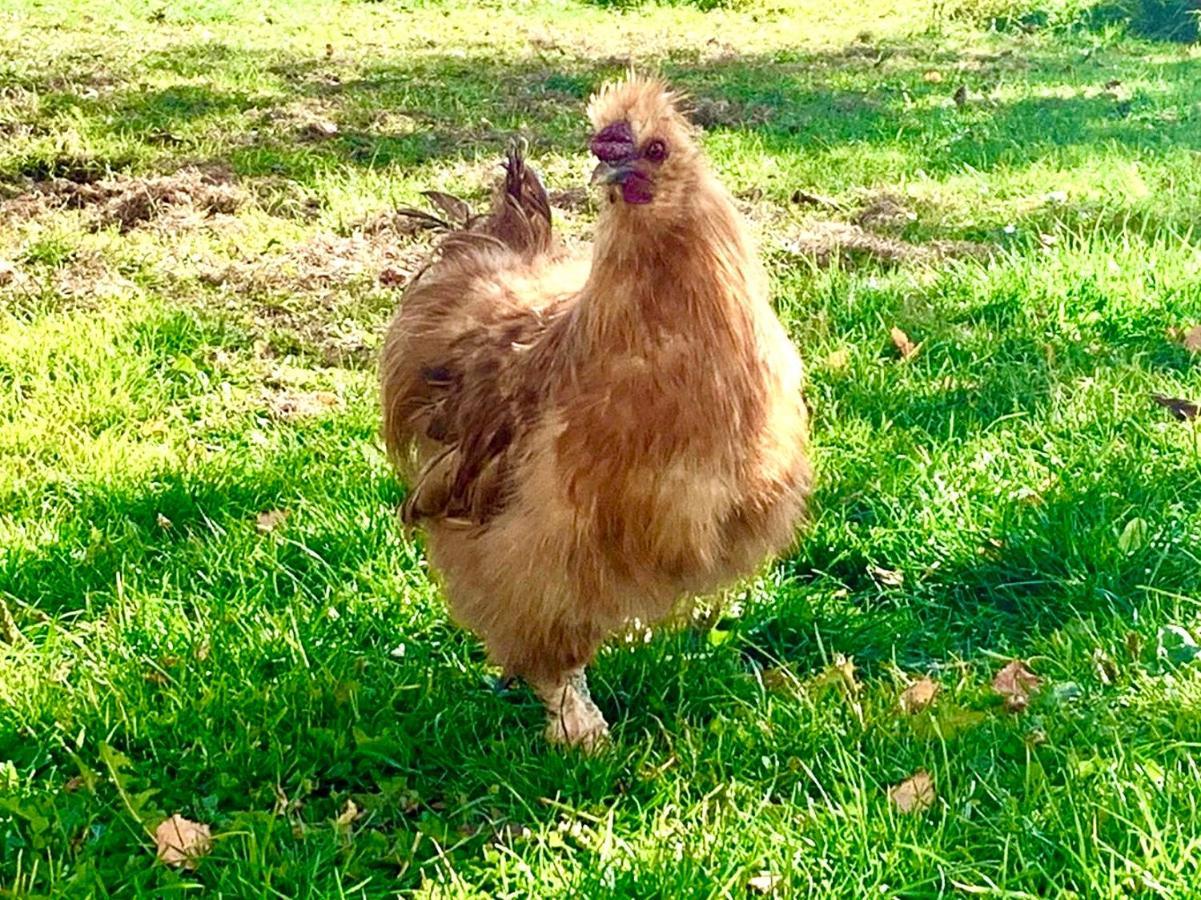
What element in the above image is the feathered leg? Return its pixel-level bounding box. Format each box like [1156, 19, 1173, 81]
[530, 668, 609, 750]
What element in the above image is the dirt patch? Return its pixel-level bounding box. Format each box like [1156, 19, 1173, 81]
[853, 192, 918, 232]
[782, 220, 992, 268]
[259, 98, 343, 142]
[197, 218, 433, 367]
[0, 249, 137, 316]
[203, 230, 426, 293]
[0, 166, 244, 231]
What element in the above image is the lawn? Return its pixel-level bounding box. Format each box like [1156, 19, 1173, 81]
[2, 0, 1201, 894]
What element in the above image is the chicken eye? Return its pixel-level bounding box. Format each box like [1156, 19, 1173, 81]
[644, 139, 668, 163]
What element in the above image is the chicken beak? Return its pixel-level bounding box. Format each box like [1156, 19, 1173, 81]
[590, 160, 635, 187]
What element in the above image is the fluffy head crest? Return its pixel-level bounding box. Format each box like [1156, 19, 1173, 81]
[586, 76, 695, 150]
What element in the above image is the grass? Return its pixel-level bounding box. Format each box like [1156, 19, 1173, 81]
[2, 0, 1201, 895]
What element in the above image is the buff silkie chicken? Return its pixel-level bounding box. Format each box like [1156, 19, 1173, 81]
[380, 76, 811, 748]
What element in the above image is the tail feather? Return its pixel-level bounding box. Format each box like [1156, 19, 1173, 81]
[393, 140, 554, 259]
[484, 139, 554, 257]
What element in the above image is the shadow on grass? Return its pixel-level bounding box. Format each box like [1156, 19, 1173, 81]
[6, 39, 1201, 184]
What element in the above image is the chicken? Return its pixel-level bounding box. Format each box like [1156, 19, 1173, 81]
[380, 76, 812, 748]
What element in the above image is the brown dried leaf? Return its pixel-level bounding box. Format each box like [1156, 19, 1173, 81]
[992, 660, 1041, 713]
[155, 512, 173, 530]
[0, 258, 15, 285]
[889, 326, 920, 360]
[899, 677, 940, 714]
[256, 509, 289, 533]
[748, 871, 782, 894]
[1152, 394, 1200, 421]
[922, 70, 944, 83]
[154, 814, 212, 869]
[889, 770, 935, 814]
[1181, 325, 1201, 353]
[335, 799, 360, 829]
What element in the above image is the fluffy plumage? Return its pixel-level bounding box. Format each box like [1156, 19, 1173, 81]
[380, 76, 812, 746]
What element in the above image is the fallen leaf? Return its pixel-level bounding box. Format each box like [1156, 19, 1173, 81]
[889, 770, 935, 814]
[868, 564, 904, 587]
[992, 660, 1041, 713]
[64, 776, 86, 792]
[922, 70, 944, 83]
[1152, 394, 1200, 421]
[256, 509, 289, 533]
[324, 42, 334, 58]
[748, 871, 782, 894]
[899, 677, 940, 714]
[0, 259, 15, 285]
[889, 327, 920, 360]
[335, 798, 359, 829]
[155, 814, 212, 869]
[155, 513, 173, 530]
[1104, 79, 1122, 89]
[953, 85, 967, 107]
[1181, 325, 1201, 353]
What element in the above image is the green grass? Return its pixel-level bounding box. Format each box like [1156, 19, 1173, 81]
[3, 0, 1201, 895]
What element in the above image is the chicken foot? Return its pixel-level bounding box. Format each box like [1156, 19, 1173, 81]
[531, 668, 609, 750]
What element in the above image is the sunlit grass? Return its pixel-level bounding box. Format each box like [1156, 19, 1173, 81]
[2, 0, 1201, 895]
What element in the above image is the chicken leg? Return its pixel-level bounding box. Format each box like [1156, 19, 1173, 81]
[531, 668, 609, 750]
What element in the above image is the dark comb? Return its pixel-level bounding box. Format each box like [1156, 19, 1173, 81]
[590, 121, 635, 162]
